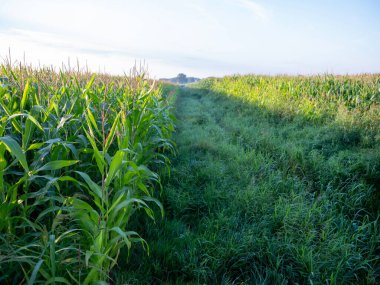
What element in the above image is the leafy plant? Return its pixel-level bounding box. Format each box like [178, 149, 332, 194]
[0, 62, 175, 284]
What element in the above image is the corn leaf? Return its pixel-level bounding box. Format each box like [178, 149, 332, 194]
[75, 171, 102, 200]
[21, 80, 30, 110]
[105, 150, 124, 187]
[0, 136, 29, 172]
[36, 160, 79, 172]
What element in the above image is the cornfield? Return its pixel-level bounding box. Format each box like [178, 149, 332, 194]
[0, 62, 175, 284]
[199, 74, 380, 122]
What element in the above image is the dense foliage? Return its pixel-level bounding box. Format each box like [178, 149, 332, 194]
[0, 64, 175, 284]
[119, 75, 380, 284]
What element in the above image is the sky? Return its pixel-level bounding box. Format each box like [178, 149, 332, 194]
[0, 0, 379, 78]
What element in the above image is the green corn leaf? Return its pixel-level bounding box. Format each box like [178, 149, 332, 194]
[65, 143, 79, 159]
[71, 198, 100, 228]
[85, 74, 96, 91]
[86, 106, 100, 135]
[27, 142, 45, 151]
[110, 227, 131, 250]
[55, 230, 83, 244]
[137, 181, 150, 196]
[0, 136, 29, 172]
[21, 80, 30, 110]
[143, 196, 164, 218]
[58, 176, 91, 196]
[36, 160, 79, 172]
[35, 206, 62, 222]
[9, 69, 18, 81]
[33, 89, 40, 106]
[105, 150, 124, 187]
[8, 113, 44, 132]
[84, 129, 105, 176]
[104, 112, 121, 152]
[0, 144, 6, 191]
[0, 98, 22, 133]
[75, 171, 102, 200]
[113, 198, 148, 216]
[75, 212, 97, 235]
[106, 192, 125, 217]
[22, 117, 35, 150]
[94, 228, 104, 252]
[0, 84, 6, 96]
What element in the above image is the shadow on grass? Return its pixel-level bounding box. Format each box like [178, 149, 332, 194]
[115, 86, 380, 285]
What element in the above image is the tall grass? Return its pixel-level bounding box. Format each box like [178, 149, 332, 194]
[118, 74, 380, 284]
[0, 62, 174, 284]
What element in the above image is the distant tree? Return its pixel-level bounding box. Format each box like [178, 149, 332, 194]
[177, 73, 187, 84]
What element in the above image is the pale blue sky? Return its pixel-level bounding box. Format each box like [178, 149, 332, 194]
[0, 0, 379, 78]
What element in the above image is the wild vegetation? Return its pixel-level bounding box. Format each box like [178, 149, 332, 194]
[0, 63, 175, 284]
[119, 75, 380, 284]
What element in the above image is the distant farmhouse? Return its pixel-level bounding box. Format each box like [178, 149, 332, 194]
[160, 73, 200, 84]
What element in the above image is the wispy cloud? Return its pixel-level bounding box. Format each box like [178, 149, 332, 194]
[1, 28, 132, 57]
[0, 28, 244, 77]
[236, 0, 271, 21]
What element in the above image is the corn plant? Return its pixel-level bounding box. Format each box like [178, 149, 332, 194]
[0, 62, 175, 284]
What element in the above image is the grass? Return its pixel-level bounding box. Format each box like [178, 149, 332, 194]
[117, 75, 380, 284]
[0, 62, 175, 284]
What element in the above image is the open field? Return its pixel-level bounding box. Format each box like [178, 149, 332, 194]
[1, 67, 379, 284]
[118, 75, 380, 284]
[2, 1, 379, 284]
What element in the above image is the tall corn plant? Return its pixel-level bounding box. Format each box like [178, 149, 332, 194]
[0, 63, 175, 284]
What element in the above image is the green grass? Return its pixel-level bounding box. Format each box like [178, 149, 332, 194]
[117, 75, 380, 284]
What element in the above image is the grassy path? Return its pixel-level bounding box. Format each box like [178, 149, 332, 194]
[119, 87, 379, 284]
